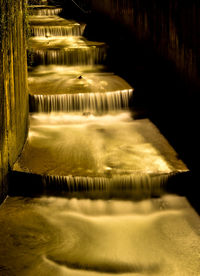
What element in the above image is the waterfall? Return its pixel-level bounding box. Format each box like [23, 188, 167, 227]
[2, 3, 194, 276]
[31, 25, 86, 37]
[29, 89, 133, 112]
[22, 2, 188, 199]
[32, 47, 107, 65]
[30, 8, 63, 16]
[41, 173, 170, 199]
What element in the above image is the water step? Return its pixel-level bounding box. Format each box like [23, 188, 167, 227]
[29, 15, 84, 27]
[1, 195, 200, 275]
[28, 65, 133, 112]
[28, 5, 63, 16]
[11, 113, 188, 197]
[31, 25, 86, 37]
[29, 36, 106, 65]
[29, 15, 86, 36]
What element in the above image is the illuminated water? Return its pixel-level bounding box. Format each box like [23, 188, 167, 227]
[14, 112, 186, 176]
[29, 14, 86, 36]
[28, 65, 132, 95]
[29, 15, 106, 65]
[3, 2, 198, 275]
[29, 65, 133, 112]
[29, 5, 62, 16]
[13, 112, 187, 199]
[1, 195, 200, 275]
[31, 25, 86, 37]
[29, 37, 106, 65]
[30, 91, 132, 112]
[29, 15, 81, 26]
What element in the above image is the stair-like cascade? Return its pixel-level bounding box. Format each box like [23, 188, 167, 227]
[28, 13, 106, 66]
[2, 2, 200, 276]
[29, 13, 86, 36]
[29, 15, 83, 27]
[29, 36, 106, 65]
[31, 25, 85, 36]
[29, 5, 62, 16]
[13, 111, 187, 196]
[28, 65, 133, 112]
[15, 2, 188, 193]
[32, 47, 106, 65]
[30, 90, 132, 112]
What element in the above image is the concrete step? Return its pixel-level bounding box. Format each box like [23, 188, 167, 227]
[11, 113, 188, 198]
[28, 5, 62, 16]
[28, 36, 107, 65]
[28, 65, 133, 112]
[29, 15, 86, 36]
[29, 15, 82, 27]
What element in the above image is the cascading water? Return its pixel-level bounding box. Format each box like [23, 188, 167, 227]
[24, 2, 187, 190]
[31, 25, 86, 36]
[30, 90, 133, 112]
[42, 173, 170, 200]
[1, 2, 197, 276]
[30, 7, 63, 16]
[29, 35, 107, 65]
[28, 65, 133, 112]
[32, 46, 106, 65]
[13, 111, 187, 194]
[29, 13, 86, 37]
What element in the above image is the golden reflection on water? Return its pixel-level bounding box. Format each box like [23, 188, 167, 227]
[14, 112, 187, 177]
[28, 65, 132, 95]
[0, 195, 200, 275]
[4, 3, 197, 276]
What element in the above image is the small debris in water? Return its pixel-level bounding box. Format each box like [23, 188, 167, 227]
[82, 111, 91, 116]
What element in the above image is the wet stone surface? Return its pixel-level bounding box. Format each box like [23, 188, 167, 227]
[14, 112, 187, 178]
[0, 195, 200, 275]
[5, 2, 198, 275]
[28, 65, 132, 95]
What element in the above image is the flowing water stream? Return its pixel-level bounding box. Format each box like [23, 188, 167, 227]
[0, 2, 199, 275]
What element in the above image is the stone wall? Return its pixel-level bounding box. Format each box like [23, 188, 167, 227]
[0, 0, 29, 203]
[88, 0, 200, 86]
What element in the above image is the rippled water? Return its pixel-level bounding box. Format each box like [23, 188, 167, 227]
[31, 25, 86, 37]
[29, 7, 62, 16]
[6, 4, 197, 276]
[28, 65, 132, 95]
[0, 195, 200, 275]
[28, 65, 133, 112]
[29, 15, 79, 26]
[14, 112, 187, 178]
[30, 43, 106, 65]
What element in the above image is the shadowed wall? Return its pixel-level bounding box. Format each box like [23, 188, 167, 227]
[88, 0, 200, 85]
[0, 0, 28, 203]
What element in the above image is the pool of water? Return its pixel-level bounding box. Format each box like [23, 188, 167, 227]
[0, 194, 200, 275]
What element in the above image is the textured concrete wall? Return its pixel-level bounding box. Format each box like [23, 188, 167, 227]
[0, 0, 29, 203]
[88, 0, 200, 86]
